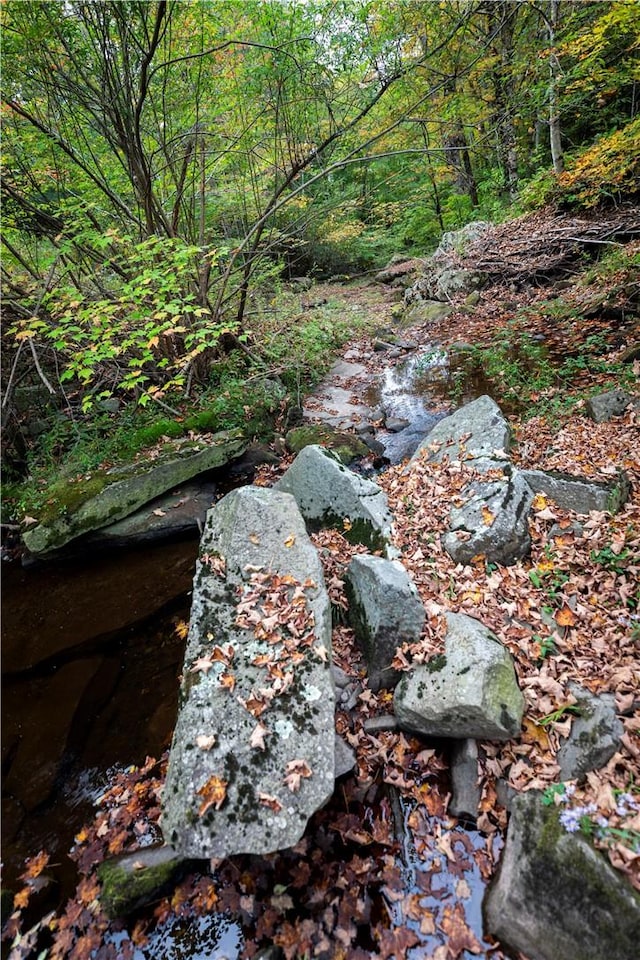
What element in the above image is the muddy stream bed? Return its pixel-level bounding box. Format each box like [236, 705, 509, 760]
[2, 345, 500, 958]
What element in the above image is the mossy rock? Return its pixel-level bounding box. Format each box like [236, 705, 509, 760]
[22, 430, 247, 557]
[285, 425, 369, 464]
[98, 845, 186, 919]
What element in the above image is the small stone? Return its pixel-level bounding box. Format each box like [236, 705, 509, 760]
[556, 683, 624, 780]
[384, 417, 411, 433]
[449, 739, 480, 820]
[98, 845, 186, 918]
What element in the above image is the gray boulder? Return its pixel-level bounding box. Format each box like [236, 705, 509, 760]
[162, 486, 335, 859]
[345, 555, 425, 692]
[410, 395, 511, 466]
[522, 468, 631, 515]
[449, 739, 480, 820]
[275, 445, 393, 552]
[23, 431, 247, 556]
[557, 683, 624, 780]
[586, 389, 633, 422]
[394, 612, 524, 740]
[442, 469, 534, 566]
[484, 791, 640, 960]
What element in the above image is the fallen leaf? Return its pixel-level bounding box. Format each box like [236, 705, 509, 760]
[190, 655, 214, 674]
[250, 722, 268, 751]
[152, 508, 166, 517]
[284, 534, 296, 547]
[197, 775, 228, 816]
[196, 734, 217, 751]
[249, 533, 260, 545]
[258, 792, 283, 812]
[284, 758, 312, 792]
[555, 604, 577, 628]
[481, 505, 495, 526]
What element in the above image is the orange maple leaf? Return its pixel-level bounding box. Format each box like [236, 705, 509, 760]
[197, 775, 228, 816]
[555, 604, 577, 627]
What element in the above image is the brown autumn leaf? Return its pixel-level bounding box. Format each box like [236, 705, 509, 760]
[481, 505, 495, 527]
[219, 671, 236, 692]
[439, 901, 483, 956]
[249, 721, 268, 751]
[20, 850, 50, 881]
[284, 758, 312, 792]
[555, 604, 577, 628]
[375, 924, 420, 959]
[190, 655, 214, 674]
[258, 792, 283, 813]
[197, 775, 228, 816]
[284, 534, 296, 547]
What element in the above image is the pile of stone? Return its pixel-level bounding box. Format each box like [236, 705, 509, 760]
[98, 396, 638, 960]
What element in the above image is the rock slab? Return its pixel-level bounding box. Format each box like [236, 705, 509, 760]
[345, 555, 425, 691]
[275, 444, 393, 551]
[162, 486, 335, 859]
[522, 468, 631, 515]
[394, 612, 524, 740]
[23, 431, 247, 556]
[484, 791, 640, 960]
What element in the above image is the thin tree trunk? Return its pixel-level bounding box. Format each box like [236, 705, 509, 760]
[548, 0, 564, 174]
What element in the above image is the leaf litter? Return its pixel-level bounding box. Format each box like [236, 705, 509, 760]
[4, 248, 639, 958]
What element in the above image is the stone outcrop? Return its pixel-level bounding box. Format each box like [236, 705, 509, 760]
[522, 467, 631, 514]
[442, 469, 534, 566]
[586, 388, 633, 422]
[344, 555, 425, 692]
[410, 395, 511, 466]
[556, 683, 624, 781]
[394, 612, 524, 740]
[23, 431, 247, 557]
[484, 791, 640, 960]
[84, 481, 217, 548]
[404, 222, 490, 306]
[275, 445, 393, 551]
[162, 486, 335, 859]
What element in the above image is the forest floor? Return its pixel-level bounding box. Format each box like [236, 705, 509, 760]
[4, 219, 639, 960]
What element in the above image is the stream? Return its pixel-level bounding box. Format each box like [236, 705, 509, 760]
[2, 343, 497, 958]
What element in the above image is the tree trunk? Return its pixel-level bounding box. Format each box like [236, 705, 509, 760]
[548, 0, 564, 174]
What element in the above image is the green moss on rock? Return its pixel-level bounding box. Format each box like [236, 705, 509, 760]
[98, 846, 185, 918]
[285, 425, 369, 464]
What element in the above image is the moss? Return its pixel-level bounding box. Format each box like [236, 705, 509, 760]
[37, 471, 110, 525]
[285, 426, 368, 464]
[427, 654, 447, 673]
[98, 850, 183, 919]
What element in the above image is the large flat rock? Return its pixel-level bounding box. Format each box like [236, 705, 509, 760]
[23, 431, 247, 557]
[162, 486, 335, 859]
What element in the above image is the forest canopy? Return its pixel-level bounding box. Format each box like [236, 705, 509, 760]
[1, 0, 639, 428]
